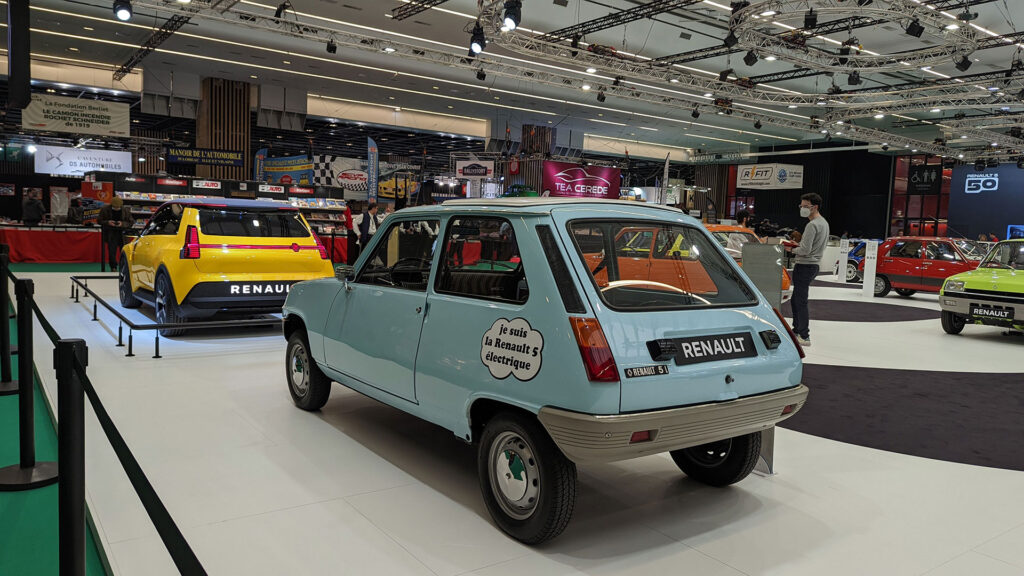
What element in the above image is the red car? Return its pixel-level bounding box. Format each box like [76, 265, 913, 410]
[860, 237, 981, 297]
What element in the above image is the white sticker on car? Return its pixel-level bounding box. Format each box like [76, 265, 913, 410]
[481, 318, 543, 381]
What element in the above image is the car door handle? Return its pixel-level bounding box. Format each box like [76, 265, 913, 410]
[416, 306, 423, 314]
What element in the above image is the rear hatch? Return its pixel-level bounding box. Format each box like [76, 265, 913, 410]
[190, 206, 328, 275]
[558, 213, 802, 413]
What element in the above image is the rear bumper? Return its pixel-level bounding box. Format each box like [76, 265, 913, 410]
[537, 384, 808, 464]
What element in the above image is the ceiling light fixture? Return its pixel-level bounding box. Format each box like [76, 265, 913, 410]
[754, 120, 762, 129]
[848, 70, 861, 85]
[113, 0, 132, 21]
[326, 38, 337, 54]
[718, 68, 733, 82]
[596, 90, 606, 103]
[804, 8, 817, 28]
[945, 23, 959, 30]
[874, 113, 885, 119]
[581, 84, 591, 91]
[502, 0, 522, 31]
[930, 107, 941, 113]
[765, 55, 777, 61]
[469, 22, 486, 54]
[691, 107, 700, 119]
[476, 68, 486, 81]
[743, 50, 758, 66]
[905, 19, 925, 38]
[954, 54, 972, 71]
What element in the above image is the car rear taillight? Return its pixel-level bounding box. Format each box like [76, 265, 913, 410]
[313, 233, 330, 260]
[772, 307, 805, 359]
[569, 317, 619, 382]
[180, 225, 200, 259]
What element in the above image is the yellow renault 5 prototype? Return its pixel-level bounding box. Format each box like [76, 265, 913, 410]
[119, 198, 335, 336]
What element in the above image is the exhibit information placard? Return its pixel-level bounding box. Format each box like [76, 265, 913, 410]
[837, 238, 850, 283]
[862, 240, 878, 299]
[22, 94, 130, 137]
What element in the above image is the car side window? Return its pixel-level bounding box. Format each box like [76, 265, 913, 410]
[926, 242, 959, 261]
[356, 219, 439, 291]
[147, 205, 182, 236]
[891, 241, 922, 259]
[435, 216, 528, 304]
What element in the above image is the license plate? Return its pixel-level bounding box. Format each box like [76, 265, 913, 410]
[664, 332, 758, 366]
[970, 306, 1014, 321]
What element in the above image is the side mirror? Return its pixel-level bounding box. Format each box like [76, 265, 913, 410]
[335, 264, 354, 281]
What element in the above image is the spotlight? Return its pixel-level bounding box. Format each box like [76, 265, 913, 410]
[848, 71, 862, 85]
[954, 54, 972, 72]
[724, 31, 738, 48]
[502, 0, 522, 31]
[753, 120, 762, 130]
[743, 50, 758, 67]
[326, 39, 337, 54]
[905, 19, 925, 38]
[571, 35, 580, 49]
[476, 69, 486, 81]
[881, 144, 889, 151]
[612, 76, 622, 87]
[113, 0, 132, 21]
[838, 46, 851, 65]
[974, 159, 986, 170]
[987, 158, 999, 168]
[274, 0, 290, 18]
[804, 8, 817, 28]
[596, 91, 606, 103]
[718, 68, 733, 82]
[26, 144, 37, 154]
[691, 107, 700, 119]
[957, 9, 978, 22]
[731, 1, 750, 13]
[470, 22, 486, 54]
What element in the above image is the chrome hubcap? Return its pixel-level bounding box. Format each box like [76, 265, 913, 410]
[875, 277, 884, 293]
[489, 431, 540, 520]
[289, 344, 309, 396]
[846, 263, 857, 281]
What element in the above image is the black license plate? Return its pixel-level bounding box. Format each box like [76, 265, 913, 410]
[666, 332, 758, 366]
[970, 305, 1014, 321]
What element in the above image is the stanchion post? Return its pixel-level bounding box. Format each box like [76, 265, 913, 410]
[55, 338, 88, 576]
[117, 322, 124, 347]
[126, 329, 134, 357]
[0, 279, 59, 490]
[0, 252, 16, 394]
[153, 333, 161, 359]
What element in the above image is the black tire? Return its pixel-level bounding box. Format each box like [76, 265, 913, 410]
[154, 272, 186, 337]
[670, 432, 761, 487]
[846, 261, 860, 283]
[478, 412, 577, 544]
[873, 275, 891, 297]
[941, 310, 966, 335]
[286, 331, 332, 410]
[895, 288, 917, 297]
[118, 257, 141, 309]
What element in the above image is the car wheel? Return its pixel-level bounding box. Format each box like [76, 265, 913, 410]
[846, 261, 860, 282]
[154, 272, 186, 337]
[895, 288, 917, 297]
[670, 432, 761, 487]
[478, 413, 577, 544]
[874, 275, 891, 297]
[286, 331, 331, 410]
[118, 257, 141, 309]
[941, 310, 966, 335]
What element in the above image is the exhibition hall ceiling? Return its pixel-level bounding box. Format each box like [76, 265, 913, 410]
[19, 0, 1024, 158]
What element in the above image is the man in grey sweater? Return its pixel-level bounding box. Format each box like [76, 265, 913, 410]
[785, 192, 829, 346]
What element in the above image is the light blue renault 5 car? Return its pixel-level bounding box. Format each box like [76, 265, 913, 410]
[282, 198, 808, 543]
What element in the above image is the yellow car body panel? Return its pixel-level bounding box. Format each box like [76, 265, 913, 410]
[122, 201, 334, 313]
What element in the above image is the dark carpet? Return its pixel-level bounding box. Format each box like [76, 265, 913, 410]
[781, 299, 939, 322]
[780, 364, 1024, 471]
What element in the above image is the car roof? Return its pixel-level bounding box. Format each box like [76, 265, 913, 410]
[887, 236, 957, 242]
[398, 198, 685, 217]
[163, 198, 296, 210]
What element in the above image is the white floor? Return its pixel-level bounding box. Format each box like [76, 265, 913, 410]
[23, 272, 1024, 576]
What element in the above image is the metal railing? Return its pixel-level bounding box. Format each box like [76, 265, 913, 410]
[0, 246, 207, 575]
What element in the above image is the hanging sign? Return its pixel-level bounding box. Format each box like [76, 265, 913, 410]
[736, 163, 804, 189]
[22, 94, 130, 137]
[253, 149, 314, 185]
[541, 161, 621, 199]
[33, 145, 132, 176]
[367, 138, 379, 202]
[456, 160, 495, 179]
[908, 164, 941, 195]
[167, 147, 245, 167]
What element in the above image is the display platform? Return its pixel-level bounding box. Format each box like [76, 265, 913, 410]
[21, 272, 1024, 576]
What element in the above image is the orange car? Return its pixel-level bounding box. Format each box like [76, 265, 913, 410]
[705, 224, 793, 303]
[583, 226, 719, 296]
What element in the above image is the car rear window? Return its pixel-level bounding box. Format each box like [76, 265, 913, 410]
[567, 220, 758, 311]
[198, 208, 310, 238]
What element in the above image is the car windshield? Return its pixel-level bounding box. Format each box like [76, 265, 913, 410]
[954, 239, 988, 260]
[710, 231, 760, 253]
[979, 242, 1024, 270]
[198, 208, 311, 237]
[567, 220, 758, 311]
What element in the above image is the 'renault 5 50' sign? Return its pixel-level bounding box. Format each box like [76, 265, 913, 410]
[541, 161, 621, 199]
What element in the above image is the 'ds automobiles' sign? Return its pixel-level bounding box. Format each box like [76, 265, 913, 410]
[737, 163, 804, 189]
[542, 161, 621, 199]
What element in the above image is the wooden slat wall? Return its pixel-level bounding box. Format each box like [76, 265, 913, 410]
[196, 78, 251, 181]
[132, 129, 166, 175]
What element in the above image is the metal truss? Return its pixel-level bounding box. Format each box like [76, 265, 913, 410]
[130, 0, 999, 160]
[113, 14, 193, 81]
[539, 0, 703, 42]
[390, 0, 451, 21]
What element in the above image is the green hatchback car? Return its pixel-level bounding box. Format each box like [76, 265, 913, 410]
[939, 239, 1024, 335]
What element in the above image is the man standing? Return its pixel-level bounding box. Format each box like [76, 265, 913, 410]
[21, 189, 45, 227]
[99, 197, 132, 270]
[735, 209, 751, 229]
[358, 202, 379, 248]
[785, 193, 829, 347]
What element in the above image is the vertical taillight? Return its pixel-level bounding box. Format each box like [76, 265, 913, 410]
[772, 307, 805, 359]
[569, 317, 619, 382]
[180, 225, 200, 259]
[313, 233, 330, 260]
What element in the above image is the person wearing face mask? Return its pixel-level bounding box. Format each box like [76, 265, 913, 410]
[785, 193, 829, 347]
